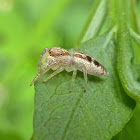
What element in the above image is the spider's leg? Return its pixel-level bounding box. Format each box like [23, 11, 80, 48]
[77, 64, 88, 92]
[43, 67, 64, 83]
[70, 70, 77, 93]
[30, 66, 50, 86]
[82, 67, 87, 92]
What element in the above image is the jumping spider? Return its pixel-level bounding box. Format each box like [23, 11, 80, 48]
[30, 47, 108, 92]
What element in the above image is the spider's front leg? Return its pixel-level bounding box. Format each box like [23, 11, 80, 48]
[42, 67, 64, 83]
[30, 66, 50, 86]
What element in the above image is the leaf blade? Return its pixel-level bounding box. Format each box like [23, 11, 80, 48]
[33, 31, 135, 140]
[116, 1, 140, 103]
[79, 0, 108, 43]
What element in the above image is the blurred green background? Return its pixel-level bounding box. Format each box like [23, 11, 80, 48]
[0, 0, 140, 140]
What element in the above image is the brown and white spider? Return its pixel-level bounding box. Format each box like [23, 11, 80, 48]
[30, 47, 108, 92]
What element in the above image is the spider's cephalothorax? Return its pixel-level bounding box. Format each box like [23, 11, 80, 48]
[30, 47, 108, 92]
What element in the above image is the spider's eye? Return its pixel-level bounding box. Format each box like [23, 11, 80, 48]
[61, 54, 62, 55]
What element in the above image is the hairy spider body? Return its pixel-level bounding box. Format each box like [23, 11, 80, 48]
[30, 47, 108, 92]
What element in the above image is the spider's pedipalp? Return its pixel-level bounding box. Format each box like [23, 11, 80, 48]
[38, 48, 50, 72]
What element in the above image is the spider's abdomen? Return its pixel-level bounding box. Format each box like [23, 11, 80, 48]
[73, 51, 108, 76]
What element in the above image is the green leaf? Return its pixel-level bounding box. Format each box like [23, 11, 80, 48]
[116, 3, 140, 103]
[127, 0, 140, 34]
[129, 27, 140, 46]
[32, 30, 135, 140]
[112, 103, 140, 140]
[109, 0, 140, 103]
[78, 0, 108, 43]
[117, 27, 140, 103]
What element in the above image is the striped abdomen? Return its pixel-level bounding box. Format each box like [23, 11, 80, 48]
[73, 51, 108, 76]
